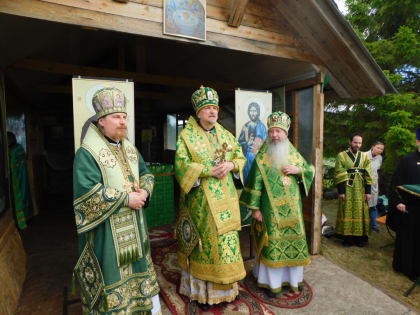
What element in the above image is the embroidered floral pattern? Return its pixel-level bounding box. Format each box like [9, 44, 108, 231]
[99, 148, 117, 168]
[98, 274, 159, 313]
[280, 175, 292, 186]
[74, 186, 125, 232]
[139, 174, 154, 197]
[104, 187, 120, 200]
[125, 146, 138, 164]
[74, 244, 104, 309]
[219, 209, 232, 222]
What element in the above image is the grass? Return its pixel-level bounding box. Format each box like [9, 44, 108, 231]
[321, 199, 420, 312]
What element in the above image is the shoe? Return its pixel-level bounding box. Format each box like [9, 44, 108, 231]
[298, 283, 305, 291]
[264, 288, 276, 298]
[197, 303, 210, 311]
[235, 294, 241, 301]
[282, 284, 291, 291]
[373, 227, 380, 233]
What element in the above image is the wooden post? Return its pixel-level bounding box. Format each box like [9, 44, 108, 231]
[310, 83, 324, 254]
[228, 0, 249, 27]
[291, 91, 298, 147]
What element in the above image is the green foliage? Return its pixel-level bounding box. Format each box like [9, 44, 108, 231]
[324, 0, 420, 176]
[323, 158, 336, 191]
[345, 0, 420, 42]
[382, 126, 416, 174]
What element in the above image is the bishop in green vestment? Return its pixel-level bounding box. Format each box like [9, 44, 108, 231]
[73, 88, 160, 314]
[334, 132, 374, 247]
[174, 86, 246, 310]
[240, 111, 314, 296]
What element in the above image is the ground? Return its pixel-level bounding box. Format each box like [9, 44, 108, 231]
[12, 196, 420, 314]
[321, 198, 420, 311]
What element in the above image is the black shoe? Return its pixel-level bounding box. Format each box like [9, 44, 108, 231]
[264, 288, 276, 298]
[235, 294, 241, 301]
[282, 284, 291, 291]
[298, 283, 305, 291]
[197, 303, 210, 311]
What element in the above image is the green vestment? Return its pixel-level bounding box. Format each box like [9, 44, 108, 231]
[240, 140, 314, 268]
[174, 116, 246, 284]
[334, 149, 374, 236]
[9, 143, 33, 229]
[73, 124, 159, 314]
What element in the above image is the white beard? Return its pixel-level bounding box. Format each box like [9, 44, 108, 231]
[267, 138, 289, 170]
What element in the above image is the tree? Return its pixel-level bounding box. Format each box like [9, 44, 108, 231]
[324, 0, 420, 177]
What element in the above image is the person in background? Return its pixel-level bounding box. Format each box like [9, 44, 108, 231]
[366, 141, 385, 232]
[7, 131, 33, 229]
[388, 128, 420, 281]
[334, 132, 374, 247]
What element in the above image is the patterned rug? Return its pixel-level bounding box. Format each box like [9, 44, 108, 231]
[149, 225, 175, 247]
[150, 238, 313, 314]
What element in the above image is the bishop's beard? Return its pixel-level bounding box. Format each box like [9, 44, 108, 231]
[267, 138, 289, 170]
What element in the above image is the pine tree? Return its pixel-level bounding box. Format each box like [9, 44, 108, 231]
[325, 0, 420, 177]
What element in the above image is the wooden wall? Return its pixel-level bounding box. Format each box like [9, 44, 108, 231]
[0, 0, 320, 65]
[0, 210, 26, 315]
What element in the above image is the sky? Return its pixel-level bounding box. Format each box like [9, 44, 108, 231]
[334, 0, 348, 14]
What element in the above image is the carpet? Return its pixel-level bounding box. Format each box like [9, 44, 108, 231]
[149, 225, 175, 247]
[149, 228, 313, 314]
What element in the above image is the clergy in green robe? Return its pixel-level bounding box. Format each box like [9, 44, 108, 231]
[174, 86, 246, 310]
[7, 131, 33, 230]
[334, 132, 374, 247]
[73, 88, 160, 315]
[240, 111, 314, 297]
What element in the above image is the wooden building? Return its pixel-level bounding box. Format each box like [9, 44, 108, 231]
[0, 0, 395, 313]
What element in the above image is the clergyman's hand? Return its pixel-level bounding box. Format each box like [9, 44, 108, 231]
[365, 194, 371, 202]
[128, 191, 147, 210]
[136, 188, 149, 201]
[339, 194, 345, 201]
[252, 210, 263, 222]
[211, 162, 234, 179]
[282, 165, 301, 175]
[396, 203, 407, 213]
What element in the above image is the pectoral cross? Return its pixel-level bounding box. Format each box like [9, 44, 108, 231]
[213, 142, 232, 165]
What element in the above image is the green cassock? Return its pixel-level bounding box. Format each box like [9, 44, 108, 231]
[9, 143, 33, 229]
[334, 149, 374, 237]
[174, 116, 247, 285]
[73, 124, 159, 314]
[240, 140, 314, 268]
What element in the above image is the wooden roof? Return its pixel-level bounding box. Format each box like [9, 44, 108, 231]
[0, 0, 396, 101]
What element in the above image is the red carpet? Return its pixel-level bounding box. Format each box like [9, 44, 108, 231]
[149, 227, 313, 314]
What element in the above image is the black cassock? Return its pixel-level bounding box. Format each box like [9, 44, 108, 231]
[389, 151, 420, 280]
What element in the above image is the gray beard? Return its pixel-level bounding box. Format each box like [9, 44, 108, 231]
[267, 139, 289, 170]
